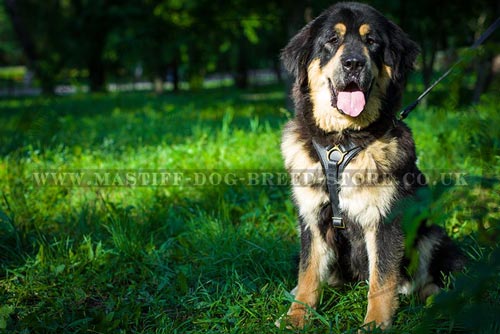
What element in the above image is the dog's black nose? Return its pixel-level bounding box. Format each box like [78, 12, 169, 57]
[342, 55, 366, 73]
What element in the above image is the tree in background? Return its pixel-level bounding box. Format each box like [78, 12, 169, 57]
[0, 3, 23, 66]
[369, 0, 498, 101]
[68, 0, 119, 92]
[4, 0, 71, 93]
[117, 0, 189, 93]
[2, 0, 498, 96]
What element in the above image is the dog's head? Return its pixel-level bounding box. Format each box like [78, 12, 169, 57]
[282, 2, 419, 132]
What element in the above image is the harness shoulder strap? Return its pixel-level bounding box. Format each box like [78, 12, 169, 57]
[312, 139, 362, 228]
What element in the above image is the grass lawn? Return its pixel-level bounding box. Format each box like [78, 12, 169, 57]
[0, 84, 499, 333]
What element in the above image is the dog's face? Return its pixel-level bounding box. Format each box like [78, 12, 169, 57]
[282, 2, 419, 132]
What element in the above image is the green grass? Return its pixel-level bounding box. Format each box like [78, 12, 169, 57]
[0, 84, 499, 333]
[0, 66, 26, 81]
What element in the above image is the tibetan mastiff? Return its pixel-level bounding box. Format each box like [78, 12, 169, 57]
[278, 2, 465, 330]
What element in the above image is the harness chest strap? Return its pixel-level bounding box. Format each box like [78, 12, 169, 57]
[312, 139, 363, 228]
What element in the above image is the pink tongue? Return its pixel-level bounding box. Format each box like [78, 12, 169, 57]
[337, 91, 366, 117]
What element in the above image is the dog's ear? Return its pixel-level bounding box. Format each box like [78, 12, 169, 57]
[281, 15, 325, 85]
[383, 21, 420, 83]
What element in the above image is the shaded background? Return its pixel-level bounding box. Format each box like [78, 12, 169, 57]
[0, 0, 499, 98]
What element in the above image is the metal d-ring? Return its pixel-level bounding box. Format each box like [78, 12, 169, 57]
[327, 145, 347, 165]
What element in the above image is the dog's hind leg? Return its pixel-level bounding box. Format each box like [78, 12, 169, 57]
[411, 224, 466, 300]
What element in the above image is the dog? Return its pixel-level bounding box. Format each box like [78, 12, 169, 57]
[278, 2, 465, 330]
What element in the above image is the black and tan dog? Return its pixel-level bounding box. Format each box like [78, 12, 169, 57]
[279, 2, 465, 330]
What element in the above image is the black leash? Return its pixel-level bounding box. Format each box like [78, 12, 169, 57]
[399, 17, 500, 120]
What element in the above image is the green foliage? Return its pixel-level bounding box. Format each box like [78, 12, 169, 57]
[415, 247, 500, 334]
[0, 66, 26, 81]
[0, 85, 499, 332]
[2, 0, 496, 94]
[2, 0, 292, 91]
[0, 5, 23, 65]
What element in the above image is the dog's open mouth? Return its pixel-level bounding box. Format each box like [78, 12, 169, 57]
[329, 80, 371, 118]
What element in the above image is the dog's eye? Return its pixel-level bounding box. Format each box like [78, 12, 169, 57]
[366, 36, 376, 46]
[324, 36, 339, 53]
[329, 36, 339, 44]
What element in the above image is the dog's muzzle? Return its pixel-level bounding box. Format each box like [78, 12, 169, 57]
[329, 54, 374, 117]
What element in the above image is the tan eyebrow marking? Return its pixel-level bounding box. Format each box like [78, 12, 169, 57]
[359, 24, 370, 37]
[334, 23, 346, 36]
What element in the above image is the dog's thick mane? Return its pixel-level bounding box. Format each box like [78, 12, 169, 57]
[282, 1, 420, 149]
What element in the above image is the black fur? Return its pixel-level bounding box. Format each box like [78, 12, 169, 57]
[299, 217, 312, 271]
[282, 3, 420, 127]
[279, 2, 465, 329]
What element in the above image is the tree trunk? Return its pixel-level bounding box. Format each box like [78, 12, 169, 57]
[472, 57, 493, 104]
[4, 0, 57, 93]
[171, 60, 179, 92]
[420, 39, 437, 87]
[471, 12, 498, 104]
[88, 57, 106, 92]
[80, 0, 111, 93]
[154, 76, 164, 94]
[153, 64, 166, 94]
[4, 0, 37, 64]
[234, 44, 248, 89]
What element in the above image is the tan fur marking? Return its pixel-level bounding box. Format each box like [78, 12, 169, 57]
[286, 230, 326, 328]
[356, 135, 400, 174]
[374, 64, 393, 97]
[341, 186, 395, 229]
[334, 23, 346, 36]
[341, 134, 402, 329]
[307, 56, 378, 132]
[362, 45, 370, 61]
[287, 268, 319, 328]
[306, 43, 397, 133]
[363, 229, 399, 330]
[364, 272, 399, 329]
[280, 119, 336, 330]
[293, 186, 327, 225]
[359, 23, 370, 37]
[281, 120, 318, 172]
[340, 135, 399, 228]
[382, 64, 393, 79]
[281, 120, 327, 226]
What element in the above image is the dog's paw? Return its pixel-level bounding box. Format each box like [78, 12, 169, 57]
[275, 304, 308, 329]
[358, 319, 390, 333]
[287, 306, 308, 329]
[357, 323, 375, 334]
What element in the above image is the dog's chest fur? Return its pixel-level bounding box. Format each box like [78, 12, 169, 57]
[282, 119, 416, 224]
[281, 118, 420, 279]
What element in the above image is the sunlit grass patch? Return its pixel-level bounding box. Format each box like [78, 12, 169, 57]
[0, 85, 498, 332]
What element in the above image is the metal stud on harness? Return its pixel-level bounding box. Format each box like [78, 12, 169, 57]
[312, 139, 362, 229]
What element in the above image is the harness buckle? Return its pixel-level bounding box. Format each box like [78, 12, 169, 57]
[332, 217, 345, 229]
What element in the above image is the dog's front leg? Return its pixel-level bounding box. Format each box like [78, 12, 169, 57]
[362, 226, 401, 330]
[286, 221, 332, 328]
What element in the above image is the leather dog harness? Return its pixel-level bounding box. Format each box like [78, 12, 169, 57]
[312, 139, 363, 229]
